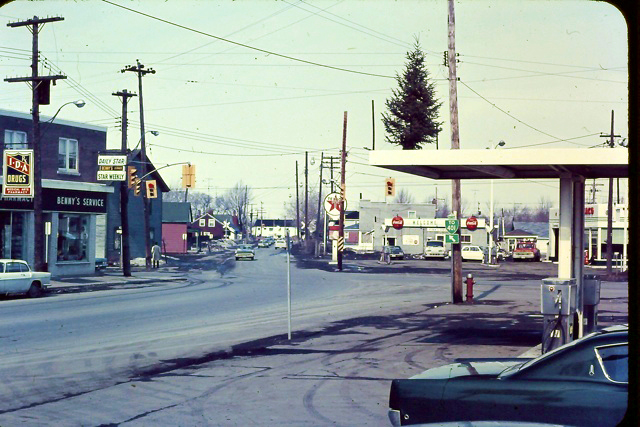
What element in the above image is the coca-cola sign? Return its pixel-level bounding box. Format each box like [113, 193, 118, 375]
[392, 216, 404, 230]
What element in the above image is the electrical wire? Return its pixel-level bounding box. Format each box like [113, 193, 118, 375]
[100, 0, 394, 80]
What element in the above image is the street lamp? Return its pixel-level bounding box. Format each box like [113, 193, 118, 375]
[486, 140, 506, 264]
[131, 130, 159, 152]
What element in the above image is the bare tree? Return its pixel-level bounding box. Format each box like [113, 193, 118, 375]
[532, 197, 552, 222]
[285, 188, 322, 236]
[215, 181, 252, 237]
[164, 189, 214, 217]
[394, 188, 414, 204]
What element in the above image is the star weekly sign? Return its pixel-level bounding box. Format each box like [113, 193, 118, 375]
[3, 149, 34, 197]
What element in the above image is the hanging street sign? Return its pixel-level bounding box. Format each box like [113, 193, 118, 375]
[2, 149, 34, 198]
[445, 218, 460, 234]
[445, 233, 460, 244]
[97, 155, 127, 181]
[323, 192, 346, 219]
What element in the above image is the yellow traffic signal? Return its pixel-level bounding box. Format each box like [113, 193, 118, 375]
[133, 178, 142, 196]
[128, 166, 138, 188]
[182, 164, 196, 189]
[385, 177, 396, 197]
[146, 180, 158, 198]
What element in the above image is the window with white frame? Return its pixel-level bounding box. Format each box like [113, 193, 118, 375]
[199, 219, 206, 227]
[58, 138, 79, 173]
[4, 130, 28, 149]
[461, 235, 472, 243]
[208, 218, 215, 227]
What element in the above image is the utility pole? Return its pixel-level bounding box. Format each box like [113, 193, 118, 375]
[5, 16, 66, 272]
[371, 100, 376, 150]
[601, 110, 620, 275]
[448, 0, 463, 303]
[304, 151, 309, 241]
[295, 161, 301, 239]
[113, 89, 136, 277]
[122, 60, 155, 270]
[316, 152, 324, 240]
[338, 112, 348, 271]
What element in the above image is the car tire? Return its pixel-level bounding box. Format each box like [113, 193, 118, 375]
[27, 282, 42, 298]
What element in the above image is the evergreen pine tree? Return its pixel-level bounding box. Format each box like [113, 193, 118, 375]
[383, 40, 442, 149]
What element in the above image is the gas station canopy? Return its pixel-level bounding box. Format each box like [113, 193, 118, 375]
[368, 148, 628, 180]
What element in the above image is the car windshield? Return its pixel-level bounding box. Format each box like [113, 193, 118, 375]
[391, 247, 402, 253]
[426, 241, 443, 247]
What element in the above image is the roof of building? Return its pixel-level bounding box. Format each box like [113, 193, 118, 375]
[253, 219, 296, 227]
[504, 222, 550, 239]
[214, 214, 241, 232]
[162, 202, 192, 223]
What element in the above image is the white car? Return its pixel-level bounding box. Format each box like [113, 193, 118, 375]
[0, 259, 50, 297]
[424, 240, 448, 259]
[274, 239, 288, 249]
[461, 245, 485, 262]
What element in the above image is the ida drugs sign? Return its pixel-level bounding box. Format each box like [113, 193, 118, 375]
[3, 150, 33, 197]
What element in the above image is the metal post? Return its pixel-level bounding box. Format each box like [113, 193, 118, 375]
[286, 229, 292, 340]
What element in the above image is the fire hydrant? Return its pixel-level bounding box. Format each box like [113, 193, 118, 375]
[465, 273, 475, 302]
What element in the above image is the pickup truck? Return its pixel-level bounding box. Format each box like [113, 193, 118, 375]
[512, 241, 541, 261]
[0, 259, 50, 297]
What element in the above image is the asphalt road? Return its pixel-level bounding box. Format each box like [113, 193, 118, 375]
[0, 251, 627, 425]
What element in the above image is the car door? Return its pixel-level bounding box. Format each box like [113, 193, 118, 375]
[3, 261, 27, 293]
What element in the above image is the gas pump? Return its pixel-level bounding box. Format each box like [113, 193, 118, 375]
[540, 278, 576, 353]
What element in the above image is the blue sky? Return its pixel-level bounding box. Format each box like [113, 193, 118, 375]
[0, 0, 628, 217]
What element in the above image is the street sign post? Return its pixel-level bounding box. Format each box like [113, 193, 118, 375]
[445, 234, 460, 244]
[97, 155, 127, 181]
[445, 218, 460, 234]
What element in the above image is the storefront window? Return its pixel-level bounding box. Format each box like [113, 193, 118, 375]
[57, 214, 89, 261]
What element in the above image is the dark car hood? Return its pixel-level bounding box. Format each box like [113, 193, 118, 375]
[409, 359, 525, 380]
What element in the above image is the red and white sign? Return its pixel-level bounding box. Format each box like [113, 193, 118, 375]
[392, 215, 404, 230]
[466, 216, 478, 231]
[3, 149, 34, 198]
[323, 192, 347, 219]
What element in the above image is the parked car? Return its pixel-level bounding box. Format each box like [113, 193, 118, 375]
[274, 239, 288, 249]
[95, 257, 108, 271]
[424, 240, 448, 259]
[388, 325, 628, 427]
[512, 240, 541, 261]
[257, 240, 270, 248]
[384, 245, 405, 260]
[0, 259, 50, 297]
[235, 244, 255, 261]
[461, 245, 484, 261]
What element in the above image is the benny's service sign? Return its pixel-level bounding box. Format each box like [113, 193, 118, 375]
[3, 150, 34, 198]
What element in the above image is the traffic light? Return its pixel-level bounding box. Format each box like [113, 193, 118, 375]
[133, 178, 142, 196]
[385, 177, 396, 197]
[146, 180, 157, 198]
[182, 164, 196, 189]
[128, 166, 138, 188]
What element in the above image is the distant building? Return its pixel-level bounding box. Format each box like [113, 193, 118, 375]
[549, 203, 628, 264]
[356, 200, 489, 255]
[252, 219, 298, 239]
[161, 202, 192, 254]
[501, 221, 550, 259]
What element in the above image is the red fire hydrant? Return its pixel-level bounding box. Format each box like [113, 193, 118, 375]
[465, 273, 475, 302]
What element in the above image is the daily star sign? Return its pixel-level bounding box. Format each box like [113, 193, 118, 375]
[3, 150, 34, 197]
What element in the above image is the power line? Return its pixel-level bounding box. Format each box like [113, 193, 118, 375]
[460, 80, 592, 146]
[100, 0, 394, 79]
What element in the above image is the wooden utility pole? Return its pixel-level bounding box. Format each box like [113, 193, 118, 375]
[113, 89, 137, 277]
[304, 151, 309, 241]
[295, 161, 301, 239]
[600, 110, 620, 275]
[448, 0, 463, 303]
[122, 60, 155, 269]
[5, 16, 66, 272]
[338, 112, 348, 271]
[316, 152, 324, 240]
